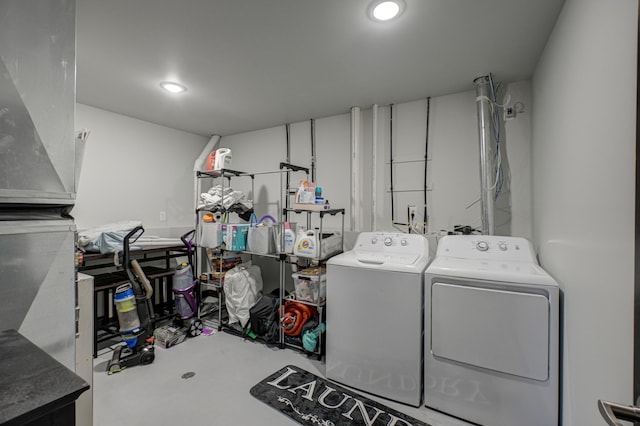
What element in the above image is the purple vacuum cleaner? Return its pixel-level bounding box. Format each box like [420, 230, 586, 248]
[173, 230, 202, 336]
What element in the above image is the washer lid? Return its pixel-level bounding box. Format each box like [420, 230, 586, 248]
[426, 256, 558, 286]
[328, 249, 430, 273]
[354, 251, 421, 265]
[352, 232, 428, 254]
[328, 231, 431, 272]
[436, 235, 537, 262]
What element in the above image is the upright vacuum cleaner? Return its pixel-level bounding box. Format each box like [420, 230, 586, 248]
[107, 226, 156, 374]
[151, 229, 203, 349]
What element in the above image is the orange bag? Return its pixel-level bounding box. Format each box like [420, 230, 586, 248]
[280, 301, 316, 337]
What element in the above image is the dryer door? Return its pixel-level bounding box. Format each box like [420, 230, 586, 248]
[430, 282, 550, 381]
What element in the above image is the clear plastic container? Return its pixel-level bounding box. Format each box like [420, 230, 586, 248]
[292, 272, 326, 304]
[173, 263, 193, 290]
[173, 263, 196, 318]
[114, 283, 141, 333]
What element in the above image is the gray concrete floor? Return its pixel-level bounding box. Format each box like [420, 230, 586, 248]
[93, 331, 473, 425]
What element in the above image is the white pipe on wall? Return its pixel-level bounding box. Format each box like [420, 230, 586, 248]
[192, 134, 220, 211]
[372, 104, 378, 231]
[474, 76, 495, 235]
[193, 134, 221, 172]
[351, 107, 361, 232]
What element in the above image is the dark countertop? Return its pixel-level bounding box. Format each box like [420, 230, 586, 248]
[0, 329, 89, 425]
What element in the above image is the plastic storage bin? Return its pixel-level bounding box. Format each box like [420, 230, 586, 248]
[292, 271, 326, 304]
[173, 262, 196, 319]
[114, 283, 140, 333]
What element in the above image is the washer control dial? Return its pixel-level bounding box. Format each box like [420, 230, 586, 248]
[371, 237, 377, 244]
[401, 239, 408, 246]
[384, 237, 393, 246]
[476, 241, 489, 251]
[498, 242, 508, 251]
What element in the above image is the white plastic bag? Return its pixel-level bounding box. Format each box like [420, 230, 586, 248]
[247, 226, 273, 253]
[247, 214, 277, 254]
[223, 262, 263, 328]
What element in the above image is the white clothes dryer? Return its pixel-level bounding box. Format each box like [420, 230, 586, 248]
[326, 232, 431, 407]
[424, 235, 560, 426]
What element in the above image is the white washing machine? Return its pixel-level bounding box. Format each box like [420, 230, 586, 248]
[424, 235, 560, 426]
[326, 232, 431, 407]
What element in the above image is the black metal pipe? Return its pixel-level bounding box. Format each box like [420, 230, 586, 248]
[310, 119, 316, 182]
[634, 3, 640, 410]
[285, 124, 291, 210]
[424, 97, 431, 234]
[285, 123, 290, 164]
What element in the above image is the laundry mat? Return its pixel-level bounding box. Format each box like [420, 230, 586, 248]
[250, 365, 428, 426]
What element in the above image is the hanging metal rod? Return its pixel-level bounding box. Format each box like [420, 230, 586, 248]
[385, 159, 426, 165]
[385, 189, 433, 193]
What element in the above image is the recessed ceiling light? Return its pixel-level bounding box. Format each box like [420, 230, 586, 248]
[160, 81, 187, 93]
[370, 1, 404, 22]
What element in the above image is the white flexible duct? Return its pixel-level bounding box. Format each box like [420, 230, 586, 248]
[194, 134, 221, 172]
[193, 134, 220, 212]
[351, 107, 361, 232]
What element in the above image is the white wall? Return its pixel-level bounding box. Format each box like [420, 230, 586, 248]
[373, 84, 533, 240]
[504, 81, 533, 240]
[532, 1, 637, 424]
[396, 95, 482, 234]
[219, 85, 533, 241]
[215, 85, 534, 292]
[73, 104, 209, 236]
[217, 125, 287, 220]
[218, 114, 352, 234]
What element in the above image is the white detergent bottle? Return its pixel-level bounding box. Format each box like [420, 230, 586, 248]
[294, 228, 318, 258]
[284, 222, 296, 254]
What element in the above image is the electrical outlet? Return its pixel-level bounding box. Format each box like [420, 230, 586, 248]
[408, 205, 417, 219]
[159, 211, 166, 222]
[504, 106, 516, 120]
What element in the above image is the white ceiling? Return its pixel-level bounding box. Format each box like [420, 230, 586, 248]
[76, 0, 565, 137]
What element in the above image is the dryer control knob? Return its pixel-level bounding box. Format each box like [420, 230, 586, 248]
[371, 237, 377, 244]
[384, 237, 393, 246]
[498, 242, 508, 251]
[401, 239, 408, 246]
[476, 241, 489, 251]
